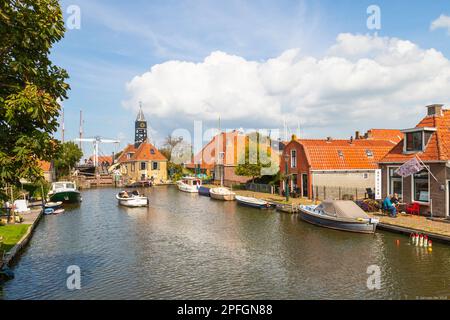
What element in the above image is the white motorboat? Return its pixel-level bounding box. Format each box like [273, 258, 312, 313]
[210, 187, 236, 201]
[176, 177, 202, 193]
[116, 190, 149, 207]
[235, 195, 270, 209]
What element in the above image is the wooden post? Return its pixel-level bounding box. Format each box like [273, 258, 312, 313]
[323, 186, 326, 200]
[339, 187, 341, 200]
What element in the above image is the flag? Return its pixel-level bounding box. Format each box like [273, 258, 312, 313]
[395, 157, 424, 177]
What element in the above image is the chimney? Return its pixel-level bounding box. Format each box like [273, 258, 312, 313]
[426, 104, 443, 117]
[365, 130, 372, 139]
[349, 136, 354, 144]
[326, 136, 332, 142]
[355, 131, 360, 140]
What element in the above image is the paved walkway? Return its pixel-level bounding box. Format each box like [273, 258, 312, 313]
[368, 212, 450, 238]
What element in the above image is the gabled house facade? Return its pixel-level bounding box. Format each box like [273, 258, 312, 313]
[280, 129, 401, 200]
[186, 130, 280, 186]
[379, 104, 450, 217]
[117, 141, 168, 184]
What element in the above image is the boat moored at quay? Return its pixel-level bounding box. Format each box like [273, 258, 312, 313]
[209, 187, 236, 201]
[176, 177, 202, 193]
[48, 181, 82, 204]
[299, 200, 379, 234]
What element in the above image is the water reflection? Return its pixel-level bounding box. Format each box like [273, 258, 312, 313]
[1, 186, 449, 300]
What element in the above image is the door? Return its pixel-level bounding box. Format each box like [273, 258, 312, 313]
[302, 174, 308, 198]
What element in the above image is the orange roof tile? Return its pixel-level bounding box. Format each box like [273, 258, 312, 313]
[38, 160, 52, 172]
[118, 141, 167, 163]
[293, 139, 396, 170]
[380, 109, 450, 163]
[366, 129, 403, 144]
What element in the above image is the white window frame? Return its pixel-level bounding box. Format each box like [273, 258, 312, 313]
[291, 149, 297, 168]
[411, 168, 430, 204]
[387, 166, 403, 199]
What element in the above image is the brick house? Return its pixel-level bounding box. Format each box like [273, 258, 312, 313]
[186, 130, 251, 186]
[379, 104, 450, 218]
[280, 129, 401, 200]
[187, 130, 280, 186]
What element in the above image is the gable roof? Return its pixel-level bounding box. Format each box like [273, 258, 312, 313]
[380, 109, 450, 163]
[290, 138, 396, 170]
[118, 141, 167, 163]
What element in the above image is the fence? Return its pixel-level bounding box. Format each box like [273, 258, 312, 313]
[245, 183, 274, 194]
[312, 185, 371, 201]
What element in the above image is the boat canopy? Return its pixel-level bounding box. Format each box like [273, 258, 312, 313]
[317, 200, 369, 219]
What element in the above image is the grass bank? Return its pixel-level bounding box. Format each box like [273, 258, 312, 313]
[0, 224, 31, 253]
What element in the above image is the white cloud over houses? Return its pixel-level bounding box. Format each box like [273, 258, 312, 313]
[430, 14, 450, 34]
[123, 33, 450, 139]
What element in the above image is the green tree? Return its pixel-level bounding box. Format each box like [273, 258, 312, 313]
[54, 142, 83, 178]
[235, 132, 272, 183]
[0, 0, 69, 194]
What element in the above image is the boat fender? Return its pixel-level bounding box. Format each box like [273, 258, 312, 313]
[415, 233, 419, 246]
[419, 234, 424, 247]
[423, 235, 428, 248]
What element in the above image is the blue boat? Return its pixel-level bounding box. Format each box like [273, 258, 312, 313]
[198, 186, 211, 197]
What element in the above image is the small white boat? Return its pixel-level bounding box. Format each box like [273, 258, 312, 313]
[210, 187, 236, 201]
[116, 190, 149, 207]
[235, 195, 270, 209]
[176, 177, 202, 193]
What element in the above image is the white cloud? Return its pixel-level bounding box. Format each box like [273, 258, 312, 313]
[123, 33, 450, 138]
[430, 14, 450, 34]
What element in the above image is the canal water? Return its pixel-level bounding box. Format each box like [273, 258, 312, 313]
[1, 186, 449, 299]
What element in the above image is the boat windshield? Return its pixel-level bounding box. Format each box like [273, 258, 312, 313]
[66, 183, 75, 189]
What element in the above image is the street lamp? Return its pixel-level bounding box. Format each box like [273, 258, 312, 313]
[284, 153, 290, 202]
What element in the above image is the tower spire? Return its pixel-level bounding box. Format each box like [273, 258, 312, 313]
[135, 101, 148, 147]
[136, 101, 145, 121]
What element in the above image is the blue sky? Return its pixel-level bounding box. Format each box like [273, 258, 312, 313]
[54, 0, 450, 157]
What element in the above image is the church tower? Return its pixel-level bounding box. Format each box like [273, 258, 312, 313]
[135, 102, 147, 148]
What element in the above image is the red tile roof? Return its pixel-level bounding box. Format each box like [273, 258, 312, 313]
[380, 109, 450, 163]
[118, 141, 167, 163]
[366, 129, 403, 144]
[292, 138, 396, 170]
[38, 160, 52, 172]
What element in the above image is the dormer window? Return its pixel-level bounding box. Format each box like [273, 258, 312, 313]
[127, 152, 134, 159]
[365, 150, 373, 158]
[405, 131, 422, 152]
[402, 127, 436, 153]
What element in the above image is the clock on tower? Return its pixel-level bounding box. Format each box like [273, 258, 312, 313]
[135, 104, 147, 148]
